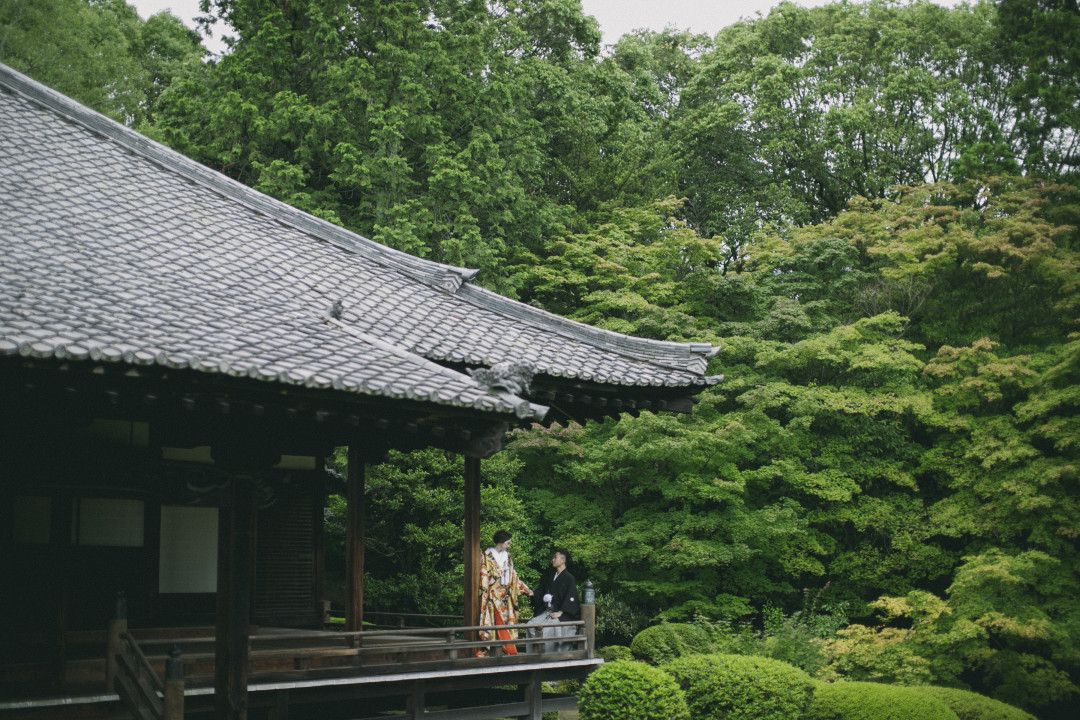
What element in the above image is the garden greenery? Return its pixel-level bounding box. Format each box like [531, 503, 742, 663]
[917, 687, 1037, 720]
[577, 661, 689, 720]
[630, 623, 712, 664]
[810, 682, 959, 720]
[665, 653, 817, 720]
[10, 1, 1077, 717]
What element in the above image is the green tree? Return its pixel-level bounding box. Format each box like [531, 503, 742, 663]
[152, 0, 663, 290]
[993, 0, 1080, 176]
[0, 0, 203, 124]
[672, 0, 1070, 258]
[325, 448, 537, 614]
[820, 551, 1080, 716]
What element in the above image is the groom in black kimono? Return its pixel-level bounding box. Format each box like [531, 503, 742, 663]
[527, 548, 581, 653]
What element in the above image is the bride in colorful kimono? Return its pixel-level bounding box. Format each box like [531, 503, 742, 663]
[478, 530, 533, 655]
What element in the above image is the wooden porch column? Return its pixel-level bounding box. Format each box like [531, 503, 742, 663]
[345, 447, 365, 633]
[463, 456, 481, 627]
[214, 476, 255, 720]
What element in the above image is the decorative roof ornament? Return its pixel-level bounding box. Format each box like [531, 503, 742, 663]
[469, 360, 536, 397]
[437, 269, 476, 294]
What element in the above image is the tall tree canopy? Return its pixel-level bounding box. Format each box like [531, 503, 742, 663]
[147, 0, 672, 290]
[0, 0, 204, 123]
[6, 1, 1079, 716]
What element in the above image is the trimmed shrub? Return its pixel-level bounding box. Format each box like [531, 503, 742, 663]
[665, 653, 816, 720]
[811, 681, 959, 720]
[595, 591, 649, 645]
[597, 645, 633, 663]
[918, 687, 1037, 720]
[630, 622, 712, 664]
[577, 660, 689, 720]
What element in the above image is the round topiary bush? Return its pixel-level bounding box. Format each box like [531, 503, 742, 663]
[918, 687, 1036, 720]
[665, 652, 817, 720]
[630, 622, 712, 664]
[811, 681, 960, 720]
[597, 645, 633, 663]
[577, 660, 690, 720]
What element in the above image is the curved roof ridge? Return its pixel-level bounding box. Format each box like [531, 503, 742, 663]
[457, 284, 721, 376]
[0, 62, 722, 382]
[0, 63, 478, 293]
[322, 314, 548, 421]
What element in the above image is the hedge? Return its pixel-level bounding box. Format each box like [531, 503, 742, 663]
[811, 681, 960, 720]
[917, 687, 1037, 720]
[630, 622, 712, 664]
[577, 660, 689, 720]
[665, 653, 817, 720]
[597, 645, 633, 663]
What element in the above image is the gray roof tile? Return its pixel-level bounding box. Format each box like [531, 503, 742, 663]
[1, 64, 721, 422]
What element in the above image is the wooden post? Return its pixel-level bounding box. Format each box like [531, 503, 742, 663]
[581, 580, 596, 658]
[214, 476, 255, 720]
[406, 680, 425, 720]
[520, 671, 543, 720]
[463, 457, 481, 629]
[269, 690, 289, 720]
[346, 447, 365, 633]
[105, 591, 126, 692]
[163, 645, 185, 720]
[312, 476, 326, 623]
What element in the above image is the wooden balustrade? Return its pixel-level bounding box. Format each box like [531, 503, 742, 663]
[109, 630, 185, 720]
[104, 619, 588, 720]
[124, 620, 587, 684]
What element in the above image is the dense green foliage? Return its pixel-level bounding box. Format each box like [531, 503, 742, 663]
[664, 652, 817, 720]
[811, 682, 959, 720]
[8, 1, 1079, 717]
[593, 590, 649, 645]
[629, 622, 712, 664]
[0, 0, 204, 123]
[324, 448, 540, 612]
[918, 686, 1037, 720]
[696, 590, 849, 674]
[596, 645, 633, 663]
[577, 660, 689, 720]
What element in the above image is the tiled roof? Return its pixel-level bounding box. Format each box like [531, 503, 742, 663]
[0, 64, 722, 422]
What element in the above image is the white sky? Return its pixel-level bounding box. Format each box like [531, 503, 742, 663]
[128, 1, 966, 56]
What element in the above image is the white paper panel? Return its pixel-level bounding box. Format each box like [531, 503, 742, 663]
[158, 505, 218, 594]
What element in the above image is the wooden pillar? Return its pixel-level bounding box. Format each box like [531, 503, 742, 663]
[163, 646, 185, 720]
[345, 447, 365, 633]
[268, 690, 289, 720]
[520, 671, 543, 720]
[463, 457, 482, 628]
[104, 592, 126, 692]
[582, 604, 596, 659]
[406, 680, 425, 720]
[215, 476, 255, 720]
[312, 469, 326, 621]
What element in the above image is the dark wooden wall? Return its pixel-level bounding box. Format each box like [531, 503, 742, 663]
[254, 488, 322, 628]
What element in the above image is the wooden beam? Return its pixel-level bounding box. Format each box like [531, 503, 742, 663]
[463, 457, 481, 628]
[215, 476, 256, 720]
[346, 447, 365, 633]
[312, 475, 326, 625]
[522, 671, 544, 720]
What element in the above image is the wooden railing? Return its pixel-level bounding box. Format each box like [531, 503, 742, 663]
[109, 632, 185, 720]
[105, 618, 590, 719]
[357, 610, 461, 629]
[114, 632, 163, 720]
[120, 619, 587, 687]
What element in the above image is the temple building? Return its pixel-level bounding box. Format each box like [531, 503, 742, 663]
[0, 63, 722, 719]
